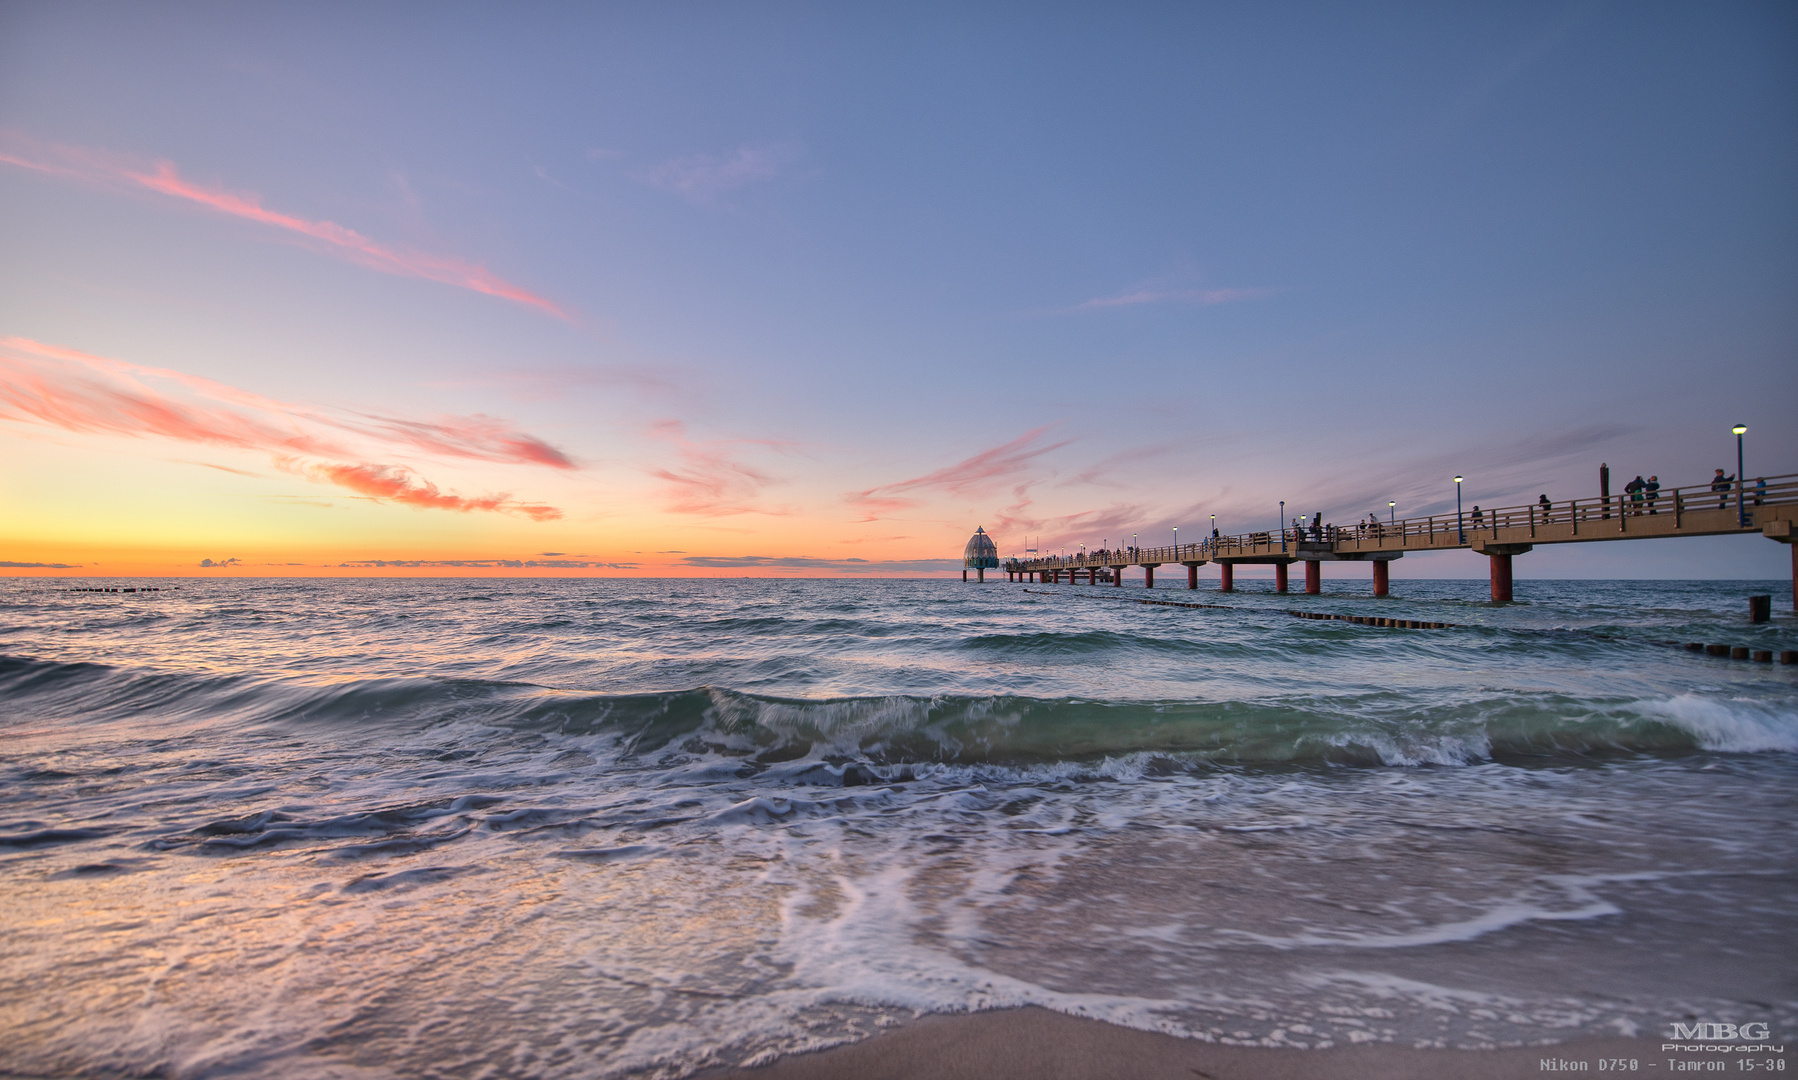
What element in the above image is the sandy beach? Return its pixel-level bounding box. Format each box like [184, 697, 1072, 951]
[705, 1007, 1676, 1080]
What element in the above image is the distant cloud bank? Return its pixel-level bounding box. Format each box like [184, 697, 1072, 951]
[679, 555, 960, 573]
[339, 559, 637, 569]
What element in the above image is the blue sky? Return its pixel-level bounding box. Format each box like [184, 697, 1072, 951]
[2, 2, 1794, 577]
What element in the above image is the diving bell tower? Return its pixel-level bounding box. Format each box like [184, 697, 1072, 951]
[962, 526, 998, 583]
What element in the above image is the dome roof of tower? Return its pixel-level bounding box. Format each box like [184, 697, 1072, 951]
[963, 526, 999, 568]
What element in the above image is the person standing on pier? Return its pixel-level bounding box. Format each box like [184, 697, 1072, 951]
[1713, 468, 1734, 509]
[1625, 475, 1646, 515]
[1645, 476, 1660, 514]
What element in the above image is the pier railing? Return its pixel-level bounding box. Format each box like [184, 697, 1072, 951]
[1003, 472, 1798, 571]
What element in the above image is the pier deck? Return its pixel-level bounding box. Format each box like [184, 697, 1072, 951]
[1002, 472, 1798, 603]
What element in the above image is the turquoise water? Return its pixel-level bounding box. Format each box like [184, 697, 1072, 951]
[2, 577, 1794, 1077]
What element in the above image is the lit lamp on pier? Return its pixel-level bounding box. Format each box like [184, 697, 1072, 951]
[1455, 476, 1465, 543]
[1733, 424, 1748, 527]
[1388, 501, 1395, 526]
[962, 526, 998, 583]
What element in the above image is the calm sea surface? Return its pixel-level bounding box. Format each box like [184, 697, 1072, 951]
[3, 576, 1795, 1078]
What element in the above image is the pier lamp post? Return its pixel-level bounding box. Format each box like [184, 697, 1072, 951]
[1279, 501, 1285, 551]
[1454, 476, 1465, 543]
[1388, 501, 1395, 526]
[1172, 526, 1177, 554]
[1733, 424, 1748, 526]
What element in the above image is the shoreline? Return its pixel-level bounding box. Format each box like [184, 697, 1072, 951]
[700, 1007, 1692, 1080]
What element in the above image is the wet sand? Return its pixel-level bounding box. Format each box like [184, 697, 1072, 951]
[703, 1007, 1666, 1080]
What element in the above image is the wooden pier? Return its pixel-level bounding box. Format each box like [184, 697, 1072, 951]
[1002, 472, 1798, 604]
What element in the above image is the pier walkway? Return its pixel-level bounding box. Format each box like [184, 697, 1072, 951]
[1002, 472, 1798, 604]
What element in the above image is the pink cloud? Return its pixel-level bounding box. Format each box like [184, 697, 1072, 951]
[847, 426, 1073, 520]
[0, 335, 568, 519]
[0, 341, 347, 458]
[355, 414, 575, 469]
[299, 461, 560, 521]
[646, 419, 790, 516]
[0, 135, 566, 319]
[992, 500, 1153, 550]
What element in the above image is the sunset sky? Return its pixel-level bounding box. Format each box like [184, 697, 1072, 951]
[3, 3, 1794, 578]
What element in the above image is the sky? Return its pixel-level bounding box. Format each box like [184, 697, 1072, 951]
[2, 2, 1794, 579]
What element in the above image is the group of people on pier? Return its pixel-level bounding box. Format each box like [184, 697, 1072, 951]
[1290, 513, 1394, 546]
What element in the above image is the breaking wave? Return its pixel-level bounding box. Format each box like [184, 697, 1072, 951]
[5, 653, 1792, 770]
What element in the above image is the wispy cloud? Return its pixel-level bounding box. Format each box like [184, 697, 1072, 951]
[646, 419, 790, 517]
[1074, 287, 1270, 311]
[1, 561, 80, 568]
[0, 335, 569, 520]
[847, 426, 1073, 521]
[991, 500, 1154, 550]
[352, 413, 573, 470]
[638, 145, 785, 205]
[0, 134, 566, 319]
[1058, 442, 1181, 488]
[421, 365, 682, 404]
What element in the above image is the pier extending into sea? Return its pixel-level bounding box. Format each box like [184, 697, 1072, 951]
[1000, 471, 1798, 605]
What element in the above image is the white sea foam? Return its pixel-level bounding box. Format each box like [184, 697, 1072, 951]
[1632, 693, 1798, 753]
[1220, 891, 1621, 950]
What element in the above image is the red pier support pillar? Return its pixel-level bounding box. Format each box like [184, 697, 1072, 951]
[1305, 560, 1321, 595]
[1143, 566, 1155, 589]
[1113, 567, 1122, 587]
[977, 567, 985, 583]
[1275, 563, 1288, 593]
[1373, 560, 1389, 597]
[1220, 564, 1234, 592]
[1187, 564, 1198, 590]
[962, 569, 967, 581]
[1489, 553, 1513, 603]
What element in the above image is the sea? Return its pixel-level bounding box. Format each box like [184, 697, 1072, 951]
[2, 576, 1795, 1078]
